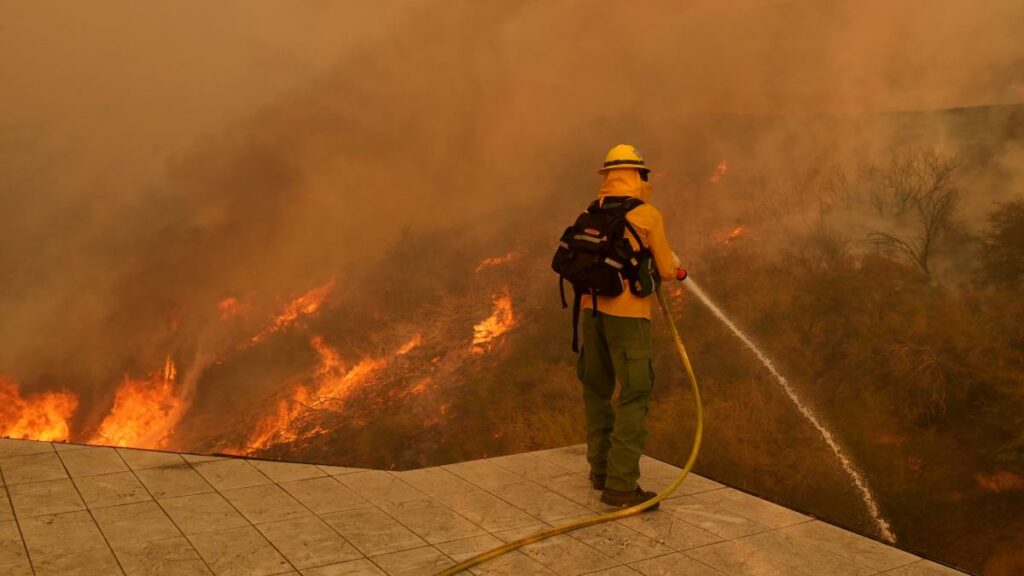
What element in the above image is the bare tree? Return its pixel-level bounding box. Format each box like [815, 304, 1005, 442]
[863, 149, 961, 276]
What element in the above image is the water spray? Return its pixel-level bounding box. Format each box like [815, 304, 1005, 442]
[684, 278, 896, 543]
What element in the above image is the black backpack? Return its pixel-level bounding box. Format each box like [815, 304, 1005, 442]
[551, 196, 657, 352]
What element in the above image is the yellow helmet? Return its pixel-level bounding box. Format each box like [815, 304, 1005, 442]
[598, 144, 651, 173]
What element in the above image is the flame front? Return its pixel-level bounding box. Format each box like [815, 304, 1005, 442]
[475, 252, 519, 273]
[472, 290, 516, 352]
[709, 160, 729, 183]
[241, 333, 423, 453]
[0, 377, 79, 442]
[250, 279, 335, 344]
[724, 226, 746, 244]
[91, 357, 184, 449]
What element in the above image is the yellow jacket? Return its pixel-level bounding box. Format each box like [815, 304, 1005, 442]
[581, 169, 680, 319]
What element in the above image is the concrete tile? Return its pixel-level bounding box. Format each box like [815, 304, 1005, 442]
[280, 477, 366, 515]
[0, 439, 54, 459]
[32, 546, 124, 576]
[19, 510, 107, 559]
[638, 457, 685, 482]
[442, 460, 523, 491]
[181, 454, 227, 464]
[221, 484, 311, 525]
[58, 447, 129, 477]
[113, 536, 213, 576]
[691, 488, 811, 528]
[616, 510, 723, 551]
[659, 495, 772, 539]
[780, 520, 919, 572]
[116, 448, 186, 470]
[467, 550, 557, 575]
[192, 459, 271, 491]
[492, 526, 618, 576]
[489, 481, 591, 523]
[435, 489, 538, 532]
[881, 559, 969, 575]
[302, 558, 386, 575]
[321, 506, 426, 556]
[439, 532, 574, 575]
[630, 553, 726, 576]
[52, 442, 90, 452]
[317, 465, 365, 477]
[7, 478, 85, 518]
[570, 522, 674, 564]
[685, 540, 804, 576]
[136, 464, 215, 499]
[0, 520, 28, 564]
[379, 498, 485, 544]
[73, 471, 152, 509]
[158, 492, 250, 535]
[530, 446, 590, 474]
[739, 530, 877, 576]
[189, 525, 292, 576]
[542, 473, 610, 511]
[0, 560, 33, 576]
[93, 501, 181, 546]
[0, 452, 67, 485]
[487, 454, 571, 482]
[391, 468, 476, 498]
[369, 545, 454, 576]
[249, 460, 327, 483]
[587, 567, 644, 576]
[433, 533, 503, 561]
[335, 471, 425, 506]
[644, 473, 724, 498]
[0, 492, 11, 521]
[256, 516, 362, 570]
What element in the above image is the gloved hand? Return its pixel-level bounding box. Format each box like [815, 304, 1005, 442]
[676, 267, 688, 282]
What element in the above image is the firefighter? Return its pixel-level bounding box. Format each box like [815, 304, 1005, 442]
[580, 144, 686, 509]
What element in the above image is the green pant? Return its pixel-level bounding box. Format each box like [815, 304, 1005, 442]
[576, 311, 654, 492]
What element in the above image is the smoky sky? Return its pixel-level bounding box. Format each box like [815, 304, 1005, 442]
[1, 0, 1023, 395]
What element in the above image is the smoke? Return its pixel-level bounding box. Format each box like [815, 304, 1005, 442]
[1, 1, 1022, 432]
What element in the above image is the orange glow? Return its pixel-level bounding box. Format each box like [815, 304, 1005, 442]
[250, 279, 335, 344]
[91, 357, 185, 449]
[472, 290, 517, 352]
[396, 333, 423, 356]
[475, 251, 519, 272]
[709, 160, 729, 183]
[217, 296, 248, 319]
[0, 377, 79, 442]
[723, 226, 746, 244]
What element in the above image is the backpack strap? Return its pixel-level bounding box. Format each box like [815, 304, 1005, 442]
[571, 290, 583, 352]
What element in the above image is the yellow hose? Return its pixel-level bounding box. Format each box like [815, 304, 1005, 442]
[435, 285, 703, 575]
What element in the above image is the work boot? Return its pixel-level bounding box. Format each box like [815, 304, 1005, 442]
[589, 472, 606, 490]
[600, 486, 659, 511]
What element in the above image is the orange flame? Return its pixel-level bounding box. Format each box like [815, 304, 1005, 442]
[241, 333, 422, 453]
[217, 296, 249, 320]
[472, 290, 516, 353]
[475, 252, 519, 273]
[250, 280, 335, 344]
[91, 357, 185, 449]
[709, 160, 728, 184]
[0, 377, 79, 442]
[723, 226, 746, 244]
[396, 333, 423, 356]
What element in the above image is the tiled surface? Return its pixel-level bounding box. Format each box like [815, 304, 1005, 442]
[0, 439, 967, 576]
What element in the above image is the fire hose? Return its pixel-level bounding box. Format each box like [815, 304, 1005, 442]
[435, 284, 703, 575]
